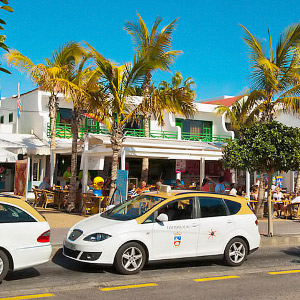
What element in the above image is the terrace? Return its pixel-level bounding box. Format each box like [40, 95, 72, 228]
[47, 122, 232, 143]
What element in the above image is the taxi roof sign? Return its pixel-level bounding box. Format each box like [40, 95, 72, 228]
[159, 184, 171, 193]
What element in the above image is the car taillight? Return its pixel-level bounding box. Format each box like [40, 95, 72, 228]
[37, 230, 50, 243]
[255, 219, 258, 226]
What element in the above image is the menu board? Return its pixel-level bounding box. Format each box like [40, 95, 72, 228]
[14, 159, 28, 196]
[115, 170, 128, 204]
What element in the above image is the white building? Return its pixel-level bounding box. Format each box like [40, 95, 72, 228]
[0, 88, 238, 192]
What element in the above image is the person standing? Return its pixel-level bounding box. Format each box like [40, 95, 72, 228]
[63, 166, 71, 184]
[200, 178, 213, 192]
[215, 176, 226, 194]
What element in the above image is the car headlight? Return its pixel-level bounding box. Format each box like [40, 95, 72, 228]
[83, 233, 111, 242]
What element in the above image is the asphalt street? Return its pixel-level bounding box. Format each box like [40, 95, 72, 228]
[1, 244, 300, 299]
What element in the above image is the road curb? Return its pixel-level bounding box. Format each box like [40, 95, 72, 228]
[260, 234, 300, 247]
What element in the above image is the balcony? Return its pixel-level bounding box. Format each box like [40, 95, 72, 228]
[47, 122, 232, 143]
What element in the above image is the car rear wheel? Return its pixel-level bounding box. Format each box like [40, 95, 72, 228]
[0, 250, 9, 282]
[114, 242, 146, 275]
[224, 238, 248, 266]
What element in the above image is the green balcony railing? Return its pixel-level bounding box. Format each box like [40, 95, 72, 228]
[150, 130, 178, 139]
[181, 132, 231, 143]
[47, 123, 232, 143]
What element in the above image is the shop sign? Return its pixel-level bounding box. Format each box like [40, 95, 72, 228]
[176, 160, 186, 173]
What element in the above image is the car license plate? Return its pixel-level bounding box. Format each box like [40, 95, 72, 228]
[64, 240, 76, 250]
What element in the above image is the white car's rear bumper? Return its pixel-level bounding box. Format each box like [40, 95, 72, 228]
[13, 244, 52, 271]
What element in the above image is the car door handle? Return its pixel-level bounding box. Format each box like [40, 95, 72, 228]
[227, 220, 233, 224]
[191, 223, 199, 227]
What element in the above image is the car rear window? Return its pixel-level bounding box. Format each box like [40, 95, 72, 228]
[224, 199, 242, 215]
[199, 197, 227, 218]
[0, 203, 36, 223]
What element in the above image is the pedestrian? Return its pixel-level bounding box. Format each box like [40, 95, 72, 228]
[214, 176, 226, 194]
[63, 166, 71, 184]
[200, 178, 213, 192]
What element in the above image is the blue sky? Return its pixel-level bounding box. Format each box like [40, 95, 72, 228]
[1, 0, 300, 100]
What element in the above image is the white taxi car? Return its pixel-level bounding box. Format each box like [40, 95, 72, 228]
[63, 189, 260, 274]
[0, 195, 52, 281]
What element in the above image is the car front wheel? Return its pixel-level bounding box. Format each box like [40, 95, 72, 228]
[224, 237, 248, 267]
[114, 242, 146, 275]
[0, 250, 9, 282]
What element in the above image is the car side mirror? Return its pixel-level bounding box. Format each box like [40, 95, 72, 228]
[156, 213, 168, 222]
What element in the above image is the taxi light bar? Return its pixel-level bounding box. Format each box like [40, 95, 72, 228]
[37, 230, 50, 243]
[159, 184, 171, 193]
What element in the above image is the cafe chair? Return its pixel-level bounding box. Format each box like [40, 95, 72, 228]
[82, 193, 99, 216]
[43, 190, 55, 209]
[33, 188, 45, 208]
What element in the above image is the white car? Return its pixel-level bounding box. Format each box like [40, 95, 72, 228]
[63, 190, 260, 274]
[0, 195, 52, 281]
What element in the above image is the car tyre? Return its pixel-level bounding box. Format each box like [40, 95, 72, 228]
[114, 242, 146, 275]
[224, 237, 248, 267]
[0, 250, 9, 282]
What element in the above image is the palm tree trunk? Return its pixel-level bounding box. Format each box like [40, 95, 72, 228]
[49, 94, 58, 186]
[68, 108, 79, 211]
[108, 123, 125, 201]
[141, 71, 152, 183]
[141, 116, 150, 182]
[255, 172, 265, 218]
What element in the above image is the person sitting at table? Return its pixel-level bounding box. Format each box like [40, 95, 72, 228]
[128, 183, 139, 198]
[136, 181, 149, 194]
[38, 177, 51, 190]
[250, 188, 258, 201]
[175, 179, 184, 190]
[291, 192, 300, 204]
[229, 183, 237, 196]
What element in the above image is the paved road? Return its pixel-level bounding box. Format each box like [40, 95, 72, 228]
[1, 244, 300, 299]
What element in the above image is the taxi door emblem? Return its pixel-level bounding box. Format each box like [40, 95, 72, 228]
[174, 232, 182, 247]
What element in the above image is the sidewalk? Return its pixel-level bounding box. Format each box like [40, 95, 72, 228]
[38, 208, 300, 248]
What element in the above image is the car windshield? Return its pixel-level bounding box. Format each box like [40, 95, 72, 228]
[101, 195, 166, 221]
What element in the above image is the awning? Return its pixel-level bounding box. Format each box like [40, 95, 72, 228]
[0, 148, 17, 163]
[85, 134, 223, 161]
[0, 134, 50, 156]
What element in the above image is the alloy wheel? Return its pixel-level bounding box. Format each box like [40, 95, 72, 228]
[0, 257, 3, 275]
[229, 242, 246, 264]
[121, 246, 143, 272]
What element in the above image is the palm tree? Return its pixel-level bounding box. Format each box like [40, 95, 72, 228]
[240, 23, 300, 232]
[53, 51, 99, 210]
[5, 42, 82, 185]
[86, 42, 149, 201]
[241, 24, 300, 122]
[136, 71, 196, 181]
[124, 13, 182, 182]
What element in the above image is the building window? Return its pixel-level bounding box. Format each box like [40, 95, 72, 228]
[175, 118, 213, 138]
[0, 116, 3, 123]
[9, 113, 13, 123]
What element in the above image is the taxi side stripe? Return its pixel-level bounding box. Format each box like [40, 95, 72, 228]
[0, 293, 55, 300]
[269, 270, 300, 275]
[194, 275, 240, 282]
[100, 283, 158, 291]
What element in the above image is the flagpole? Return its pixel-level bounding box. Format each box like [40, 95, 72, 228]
[16, 82, 20, 134]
